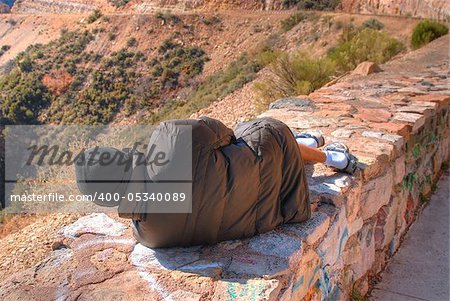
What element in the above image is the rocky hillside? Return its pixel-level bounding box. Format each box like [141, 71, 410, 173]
[11, 0, 109, 13]
[1, 9, 423, 126]
[10, 0, 302, 14]
[0, 11, 291, 124]
[10, 0, 450, 20]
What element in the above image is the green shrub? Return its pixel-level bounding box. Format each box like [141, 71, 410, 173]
[155, 11, 181, 24]
[328, 28, 405, 71]
[108, 0, 129, 8]
[17, 56, 33, 72]
[411, 20, 449, 49]
[281, 13, 308, 32]
[87, 9, 102, 24]
[154, 44, 277, 122]
[202, 15, 222, 26]
[0, 45, 10, 57]
[283, 0, 341, 10]
[7, 19, 16, 26]
[107, 32, 116, 41]
[0, 70, 51, 124]
[254, 52, 336, 107]
[362, 18, 384, 30]
[159, 39, 177, 53]
[126, 37, 137, 47]
[255, 28, 404, 107]
[334, 20, 344, 30]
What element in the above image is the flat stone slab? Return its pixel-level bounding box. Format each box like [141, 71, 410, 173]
[281, 212, 330, 245]
[60, 213, 127, 238]
[130, 243, 201, 270]
[248, 232, 302, 258]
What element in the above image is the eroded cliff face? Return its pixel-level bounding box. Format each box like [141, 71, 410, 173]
[340, 0, 450, 20]
[11, 0, 111, 13]
[11, 0, 288, 13]
[11, 0, 450, 18]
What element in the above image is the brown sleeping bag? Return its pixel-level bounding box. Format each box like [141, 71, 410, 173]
[121, 117, 310, 248]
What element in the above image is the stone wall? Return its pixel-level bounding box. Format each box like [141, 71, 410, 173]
[0, 37, 449, 301]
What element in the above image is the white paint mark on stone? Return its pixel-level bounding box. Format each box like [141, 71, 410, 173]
[74, 238, 136, 251]
[138, 268, 174, 301]
[72, 267, 98, 280]
[55, 278, 68, 301]
[61, 213, 127, 238]
[130, 243, 201, 270]
[309, 183, 341, 196]
[181, 262, 222, 270]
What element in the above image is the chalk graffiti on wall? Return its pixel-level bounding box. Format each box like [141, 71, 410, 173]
[226, 281, 265, 301]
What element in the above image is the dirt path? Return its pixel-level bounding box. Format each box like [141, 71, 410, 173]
[371, 171, 449, 300]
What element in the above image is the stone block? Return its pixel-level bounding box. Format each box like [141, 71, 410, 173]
[269, 97, 315, 111]
[277, 276, 295, 301]
[331, 129, 355, 138]
[354, 108, 391, 123]
[317, 208, 349, 266]
[352, 139, 395, 162]
[248, 232, 302, 259]
[397, 102, 437, 118]
[411, 94, 450, 107]
[171, 290, 202, 301]
[345, 185, 361, 222]
[383, 200, 399, 248]
[360, 170, 393, 220]
[395, 190, 408, 231]
[397, 87, 427, 95]
[317, 261, 345, 301]
[281, 212, 330, 245]
[372, 122, 411, 142]
[212, 279, 281, 301]
[226, 254, 289, 278]
[356, 154, 387, 180]
[308, 174, 354, 206]
[347, 217, 363, 237]
[352, 61, 382, 76]
[291, 249, 322, 301]
[374, 198, 398, 251]
[130, 243, 201, 270]
[353, 275, 369, 296]
[342, 222, 375, 280]
[60, 213, 127, 238]
[393, 112, 426, 133]
[179, 260, 224, 278]
[74, 270, 162, 301]
[393, 155, 406, 185]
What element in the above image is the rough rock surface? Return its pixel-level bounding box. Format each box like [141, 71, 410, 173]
[11, 0, 450, 19]
[340, 0, 450, 20]
[12, 0, 103, 13]
[0, 36, 448, 301]
[351, 61, 382, 76]
[0, 2, 10, 12]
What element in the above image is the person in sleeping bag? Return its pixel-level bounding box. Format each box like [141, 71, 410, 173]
[75, 117, 358, 248]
